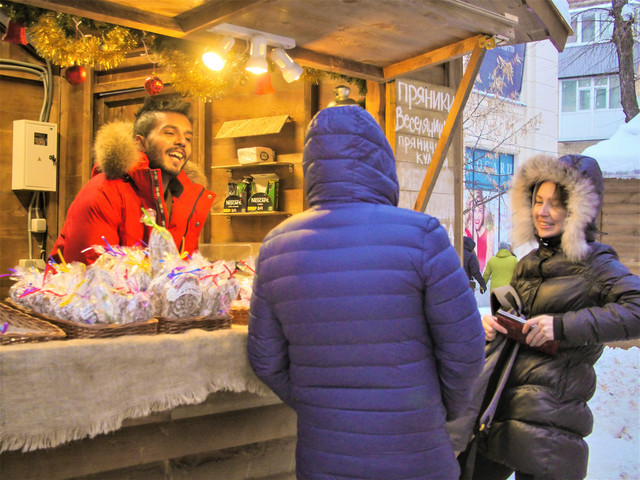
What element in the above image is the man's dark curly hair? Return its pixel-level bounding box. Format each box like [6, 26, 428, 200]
[133, 95, 192, 137]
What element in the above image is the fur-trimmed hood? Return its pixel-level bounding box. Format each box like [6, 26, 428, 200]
[92, 121, 207, 187]
[511, 154, 604, 261]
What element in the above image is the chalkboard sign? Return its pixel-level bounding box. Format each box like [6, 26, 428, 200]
[392, 78, 456, 241]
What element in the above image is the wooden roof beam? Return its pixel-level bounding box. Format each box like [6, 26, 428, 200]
[174, 0, 267, 35]
[20, 0, 183, 37]
[383, 34, 491, 81]
[523, 0, 572, 52]
[291, 47, 385, 83]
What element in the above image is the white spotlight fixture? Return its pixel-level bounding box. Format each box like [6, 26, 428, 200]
[245, 35, 268, 74]
[270, 48, 303, 83]
[202, 36, 235, 71]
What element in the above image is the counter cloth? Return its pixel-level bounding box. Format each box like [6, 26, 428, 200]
[0, 326, 270, 453]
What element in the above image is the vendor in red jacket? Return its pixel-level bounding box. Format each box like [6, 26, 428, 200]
[51, 95, 214, 264]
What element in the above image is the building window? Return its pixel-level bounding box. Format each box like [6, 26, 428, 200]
[567, 7, 614, 45]
[561, 75, 621, 112]
[562, 80, 577, 112]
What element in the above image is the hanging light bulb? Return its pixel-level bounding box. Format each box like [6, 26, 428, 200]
[202, 36, 235, 71]
[270, 48, 303, 83]
[245, 35, 268, 74]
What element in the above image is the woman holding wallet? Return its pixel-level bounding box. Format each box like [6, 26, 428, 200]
[475, 154, 640, 480]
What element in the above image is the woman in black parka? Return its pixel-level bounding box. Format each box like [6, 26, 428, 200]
[476, 154, 640, 480]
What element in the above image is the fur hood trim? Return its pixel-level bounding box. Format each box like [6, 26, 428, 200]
[512, 154, 603, 261]
[94, 121, 138, 180]
[93, 121, 207, 187]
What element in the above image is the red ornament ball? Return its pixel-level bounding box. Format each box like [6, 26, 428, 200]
[144, 75, 164, 95]
[65, 65, 87, 85]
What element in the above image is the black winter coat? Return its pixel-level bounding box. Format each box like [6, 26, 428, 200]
[479, 155, 640, 480]
[464, 236, 486, 290]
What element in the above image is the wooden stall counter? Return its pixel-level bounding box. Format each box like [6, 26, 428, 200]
[0, 326, 297, 479]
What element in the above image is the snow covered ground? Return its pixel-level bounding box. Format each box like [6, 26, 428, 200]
[586, 345, 639, 480]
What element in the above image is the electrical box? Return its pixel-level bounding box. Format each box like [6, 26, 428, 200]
[12, 120, 58, 191]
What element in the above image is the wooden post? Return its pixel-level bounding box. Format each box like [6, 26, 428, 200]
[448, 58, 465, 261]
[365, 80, 385, 133]
[385, 81, 396, 155]
[413, 39, 487, 213]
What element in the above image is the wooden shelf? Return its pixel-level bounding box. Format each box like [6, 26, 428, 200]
[212, 162, 294, 176]
[211, 211, 292, 222]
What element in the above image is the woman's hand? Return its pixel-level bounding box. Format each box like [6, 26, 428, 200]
[482, 313, 507, 342]
[523, 315, 555, 347]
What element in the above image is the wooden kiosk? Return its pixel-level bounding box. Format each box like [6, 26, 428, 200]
[0, 1, 571, 478]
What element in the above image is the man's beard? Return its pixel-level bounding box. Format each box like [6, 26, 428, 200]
[146, 145, 183, 178]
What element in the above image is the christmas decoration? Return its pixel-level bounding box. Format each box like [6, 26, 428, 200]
[154, 42, 248, 101]
[0, 2, 367, 102]
[28, 13, 136, 69]
[255, 72, 275, 95]
[64, 65, 87, 85]
[2, 19, 27, 45]
[144, 75, 164, 95]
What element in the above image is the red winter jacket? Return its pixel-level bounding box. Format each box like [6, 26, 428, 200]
[51, 122, 214, 265]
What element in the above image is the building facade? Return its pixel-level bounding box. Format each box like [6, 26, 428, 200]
[559, 0, 640, 154]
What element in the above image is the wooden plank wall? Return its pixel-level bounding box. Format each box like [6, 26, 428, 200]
[599, 178, 640, 276]
[0, 43, 56, 297]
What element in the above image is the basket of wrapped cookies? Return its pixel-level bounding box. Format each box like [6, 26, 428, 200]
[151, 256, 238, 335]
[0, 301, 65, 345]
[6, 247, 159, 339]
[6, 210, 238, 338]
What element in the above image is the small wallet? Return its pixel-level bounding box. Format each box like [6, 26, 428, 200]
[496, 309, 559, 355]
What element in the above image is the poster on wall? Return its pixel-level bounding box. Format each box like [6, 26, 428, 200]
[464, 148, 514, 271]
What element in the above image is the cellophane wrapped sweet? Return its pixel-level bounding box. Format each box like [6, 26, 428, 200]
[7, 210, 242, 325]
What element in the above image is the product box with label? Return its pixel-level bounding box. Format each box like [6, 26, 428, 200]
[247, 173, 279, 212]
[223, 182, 243, 213]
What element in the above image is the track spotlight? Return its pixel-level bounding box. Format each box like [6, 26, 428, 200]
[270, 48, 303, 83]
[245, 35, 268, 74]
[202, 36, 235, 71]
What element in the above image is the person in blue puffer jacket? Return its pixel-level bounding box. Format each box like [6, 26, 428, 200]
[247, 105, 485, 480]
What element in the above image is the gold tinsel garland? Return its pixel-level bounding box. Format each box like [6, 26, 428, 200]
[27, 13, 137, 69]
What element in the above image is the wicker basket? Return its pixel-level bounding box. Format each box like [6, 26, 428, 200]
[4, 298, 158, 339]
[230, 306, 249, 325]
[0, 302, 66, 345]
[156, 314, 232, 334]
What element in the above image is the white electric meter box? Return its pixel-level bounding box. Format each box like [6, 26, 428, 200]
[12, 120, 58, 191]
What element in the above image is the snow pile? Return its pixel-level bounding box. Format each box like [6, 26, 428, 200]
[586, 346, 640, 480]
[582, 114, 640, 179]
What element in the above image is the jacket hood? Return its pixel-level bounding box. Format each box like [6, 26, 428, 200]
[495, 248, 513, 258]
[303, 106, 399, 207]
[511, 154, 604, 261]
[93, 121, 207, 187]
[464, 236, 476, 251]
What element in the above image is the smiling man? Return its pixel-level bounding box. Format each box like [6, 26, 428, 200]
[51, 96, 214, 264]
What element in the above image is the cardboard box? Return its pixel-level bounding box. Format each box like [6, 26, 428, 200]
[237, 147, 275, 164]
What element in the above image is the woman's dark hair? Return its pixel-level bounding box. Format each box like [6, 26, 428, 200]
[532, 181, 568, 210]
[133, 95, 192, 137]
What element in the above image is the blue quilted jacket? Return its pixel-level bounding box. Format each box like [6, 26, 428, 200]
[247, 106, 485, 480]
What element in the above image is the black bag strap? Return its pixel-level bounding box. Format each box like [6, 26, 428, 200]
[458, 286, 524, 480]
[490, 285, 523, 317]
